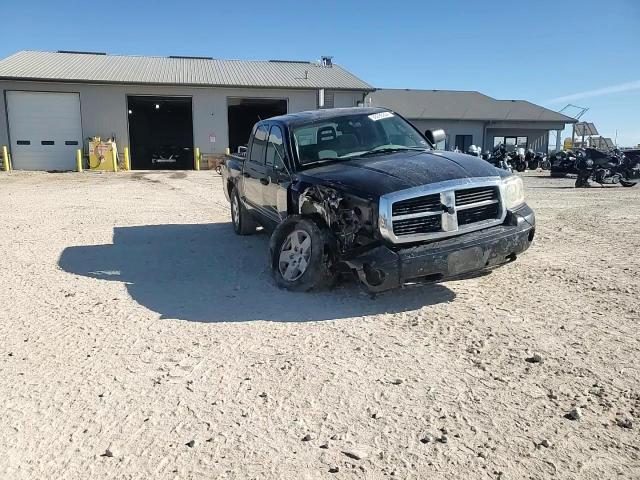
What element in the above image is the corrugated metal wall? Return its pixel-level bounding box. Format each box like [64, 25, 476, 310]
[0, 81, 365, 161]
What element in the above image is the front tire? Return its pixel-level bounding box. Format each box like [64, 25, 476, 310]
[269, 216, 336, 292]
[230, 187, 257, 235]
[620, 179, 637, 187]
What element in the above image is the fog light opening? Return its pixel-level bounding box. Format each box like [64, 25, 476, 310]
[363, 264, 385, 287]
[528, 227, 536, 242]
[506, 253, 517, 262]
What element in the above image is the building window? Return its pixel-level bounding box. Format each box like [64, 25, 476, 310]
[493, 136, 528, 152]
[454, 135, 473, 152]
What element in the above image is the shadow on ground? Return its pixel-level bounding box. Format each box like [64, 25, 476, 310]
[58, 223, 455, 323]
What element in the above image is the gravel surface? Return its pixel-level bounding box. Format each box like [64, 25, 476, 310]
[0, 170, 638, 479]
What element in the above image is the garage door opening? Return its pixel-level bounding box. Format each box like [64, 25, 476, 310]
[227, 98, 287, 153]
[127, 96, 193, 170]
[6, 91, 82, 171]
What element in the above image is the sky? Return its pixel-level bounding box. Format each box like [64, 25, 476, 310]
[1, 0, 639, 146]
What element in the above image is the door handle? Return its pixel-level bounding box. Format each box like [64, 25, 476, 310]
[260, 177, 270, 185]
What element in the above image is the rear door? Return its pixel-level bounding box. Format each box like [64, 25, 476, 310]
[242, 124, 269, 211]
[6, 91, 82, 170]
[262, 124, 290, 224]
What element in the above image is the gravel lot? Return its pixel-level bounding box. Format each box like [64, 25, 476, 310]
[0, 170, 638, 479]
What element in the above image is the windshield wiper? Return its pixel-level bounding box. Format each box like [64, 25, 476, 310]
[355, 146, 426, 157]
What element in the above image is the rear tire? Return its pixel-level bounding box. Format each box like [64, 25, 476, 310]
[269, 216, 336, 292]
[230, 187, 257, 235]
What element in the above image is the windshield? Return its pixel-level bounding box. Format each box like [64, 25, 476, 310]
[292, 111, 429, 167]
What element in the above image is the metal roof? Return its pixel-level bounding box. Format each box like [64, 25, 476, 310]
[0, 51, 373, 91]
[367, 89, 577, 124]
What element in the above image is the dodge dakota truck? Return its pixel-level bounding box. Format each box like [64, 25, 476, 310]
[221, 107, 535, 292]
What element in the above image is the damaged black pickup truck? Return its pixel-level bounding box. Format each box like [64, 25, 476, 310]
[221, 107, 535, 292]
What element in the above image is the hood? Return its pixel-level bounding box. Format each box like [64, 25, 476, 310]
[298, 150, 503, 198]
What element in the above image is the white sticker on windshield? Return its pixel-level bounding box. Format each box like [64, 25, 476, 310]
[368, 112, 394, 121]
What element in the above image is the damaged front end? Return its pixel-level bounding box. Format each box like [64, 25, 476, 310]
[295, 184, 535, 293]
[297, 184, 377, 254]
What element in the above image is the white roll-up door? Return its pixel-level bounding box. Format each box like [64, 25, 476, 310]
[6, 91, 82, 171]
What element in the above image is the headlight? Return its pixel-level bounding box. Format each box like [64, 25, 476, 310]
[501, 175, 525, 209]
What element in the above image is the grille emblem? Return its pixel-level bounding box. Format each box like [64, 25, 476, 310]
[442, 203, 455, 215]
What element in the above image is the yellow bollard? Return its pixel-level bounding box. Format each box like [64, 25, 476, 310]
[194, 147, 201, 171]
[112, 146, 118, 172]
[225, 147, 230, 155]
[123, 147, 130, 171]
[2, 145, 9, 172]
[76, 149, 83, 172]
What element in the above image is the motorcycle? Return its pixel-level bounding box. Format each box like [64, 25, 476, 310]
[549, 149, 578, 177]
[537, 152, 551, 170]
[484, 144, 512, 172]
[525, 149, 538, 170]
[508, 147, 527, 172]
[575, 147, 640, 188]
[466, 145, 481, 157]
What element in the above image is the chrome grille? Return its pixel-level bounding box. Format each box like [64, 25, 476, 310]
[457, 202, 500, 225]
[455, 186, 498, 206]
[378, 177, 507, 244]
[392, 215, 442, 236]
[392, 193, 441, 216]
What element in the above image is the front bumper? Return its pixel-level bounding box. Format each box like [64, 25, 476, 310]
[345, 204, 535, 292]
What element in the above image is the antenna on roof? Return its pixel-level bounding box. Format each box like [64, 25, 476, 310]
[321, 56, 333, 67]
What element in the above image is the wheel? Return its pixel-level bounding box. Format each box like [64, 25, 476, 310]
[550, 171, 566, 178]
[541, 160, 551, 170]
[516, 162, 526, 173]
[269, 216, 336, 292]
[230, 187, 257, 235]
[620, 179, 637, 187]
[215, 165, 222, 175]
[528, 160, 539, 170]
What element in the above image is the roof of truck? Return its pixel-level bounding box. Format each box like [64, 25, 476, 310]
[267, 107, 390, 126]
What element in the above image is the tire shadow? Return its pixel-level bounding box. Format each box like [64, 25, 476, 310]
[58, 223, 455, 323]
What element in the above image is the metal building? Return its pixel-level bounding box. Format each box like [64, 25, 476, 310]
[0, 51, 372, 170]
[367, 89, 577, 153]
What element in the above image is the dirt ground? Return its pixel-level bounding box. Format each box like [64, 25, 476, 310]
[0, 170, 638, 480]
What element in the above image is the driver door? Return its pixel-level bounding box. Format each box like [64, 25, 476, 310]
[261, 124, 290, 227]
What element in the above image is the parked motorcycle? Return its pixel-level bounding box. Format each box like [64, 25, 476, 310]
[484, 144, 512, 172]
[525, 149, 538, 170]
[549, 149, 578, 177]
[575, 147, 640, 188]
[538, 152, 551, 170]
[466, 145, 481, 157]
[525, 149, 550, 171]
[509, 147, 527, 172]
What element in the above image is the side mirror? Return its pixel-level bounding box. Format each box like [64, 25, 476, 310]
[424, 129, 446, 148]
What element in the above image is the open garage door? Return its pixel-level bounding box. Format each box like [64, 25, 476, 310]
[127, 96, 193, 170]
[227, 98, 287, 154]
[6, 91, 82, 171]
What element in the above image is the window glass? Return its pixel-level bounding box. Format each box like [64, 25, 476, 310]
[504, 137, 517, 152]
[494, 137, 504, 148]
[266, 125, 285, 168]
[517, 136, 528, 149]
[454, 135, 473, 151]
[249, 125, 268, 163]
[292, 112, 428, 166]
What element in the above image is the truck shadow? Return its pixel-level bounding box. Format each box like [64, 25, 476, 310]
[58, 223, 455, 323]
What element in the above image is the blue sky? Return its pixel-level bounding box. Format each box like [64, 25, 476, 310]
[2, 0, 639, 146]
